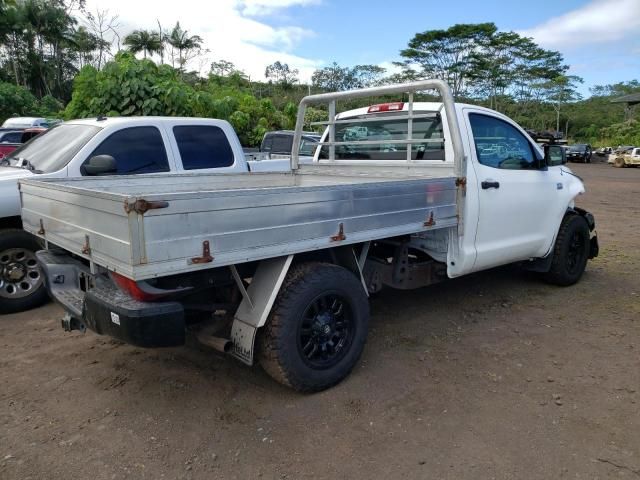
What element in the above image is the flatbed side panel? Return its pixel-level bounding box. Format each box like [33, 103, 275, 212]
[20, 174, 458, 281]
[137, 177, 457, 279]
[20, 183, 135, 269]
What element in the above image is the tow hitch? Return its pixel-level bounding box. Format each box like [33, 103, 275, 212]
[61, 312, 86, 333]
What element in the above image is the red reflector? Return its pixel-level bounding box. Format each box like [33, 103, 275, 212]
[367, 102, 404, 113]
[110, 272, 159, 302]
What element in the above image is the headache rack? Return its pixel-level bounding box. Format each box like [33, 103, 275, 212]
[290, 79, 466, 176]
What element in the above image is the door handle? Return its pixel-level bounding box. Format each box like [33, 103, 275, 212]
[481, 180, 500, 189]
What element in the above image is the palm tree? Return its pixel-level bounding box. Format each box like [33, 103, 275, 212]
[123, 29, 163, 59]
[166, 22, 202, 70]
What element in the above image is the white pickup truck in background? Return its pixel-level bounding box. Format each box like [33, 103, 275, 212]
[0, 117, 290, 313]
[20, 80, 599, 391]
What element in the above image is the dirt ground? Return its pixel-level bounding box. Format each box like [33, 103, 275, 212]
[1, 162, 639, 480]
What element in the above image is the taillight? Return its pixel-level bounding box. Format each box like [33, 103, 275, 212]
[367, 102, 404, 113]
[110, 272, 167, 302]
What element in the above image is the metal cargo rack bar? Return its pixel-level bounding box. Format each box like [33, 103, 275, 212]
[308, 112, 439, 126]
[291, 79, 466, 178]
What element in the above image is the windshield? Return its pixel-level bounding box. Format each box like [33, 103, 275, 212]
[319, 111, 444, 160]
[4, 124, 101, 173]
[567, 144, 587, 152]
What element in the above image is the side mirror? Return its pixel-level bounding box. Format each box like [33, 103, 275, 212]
[544, 145, 566, 167]
[82, 155, 117, 176]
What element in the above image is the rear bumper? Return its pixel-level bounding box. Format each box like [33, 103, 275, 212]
[37, 250, 185, 348]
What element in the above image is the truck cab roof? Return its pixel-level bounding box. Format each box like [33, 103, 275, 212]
[65, 116, 233, 128]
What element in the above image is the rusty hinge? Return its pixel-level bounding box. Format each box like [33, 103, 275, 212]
[455, 177, 467, 188]
[37, 219, 45, 235]
[124, 199, 169, 215]
[330, 223, 346, 242]
[191, 240, 213, 264]
[423, 211, 436, 227]
[81, 234, 91, 255]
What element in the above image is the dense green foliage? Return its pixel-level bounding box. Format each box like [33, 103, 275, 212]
[0, 2, 637, 146]
[64, 53, 298, 145]
[0, 80, 63, 119]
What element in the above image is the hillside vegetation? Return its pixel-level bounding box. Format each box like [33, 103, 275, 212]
[0, 0, 637, 146]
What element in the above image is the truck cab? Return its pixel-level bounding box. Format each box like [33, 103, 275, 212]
[314, 101, 583, 275]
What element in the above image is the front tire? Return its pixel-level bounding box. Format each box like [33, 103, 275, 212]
[0, 229, 49, 314]
[543, 215, 590, 286]
[614, 157, 625, 168]
[259, 262, 369, 392]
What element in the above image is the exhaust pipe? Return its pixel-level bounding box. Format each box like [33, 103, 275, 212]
[196, 331, 232, 353]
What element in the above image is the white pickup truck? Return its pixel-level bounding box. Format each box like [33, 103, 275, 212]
[20, 80, 598, 391]
[0, 117, 291, 313]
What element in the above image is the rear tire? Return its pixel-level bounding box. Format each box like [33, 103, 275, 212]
[259, 262, 369, 392]
[0, 229, 49, 314]
[543, 215, 590, 286]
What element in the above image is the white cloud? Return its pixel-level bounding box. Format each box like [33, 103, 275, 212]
[519, 0, 640, 50]
[239, 0, 321, 16]
[82, 0, 322, 81]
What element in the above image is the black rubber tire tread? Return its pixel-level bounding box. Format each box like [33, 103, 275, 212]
[0, 229, 49, 314]
[543, 215, 590, 286]
[258, 262, 369, 392]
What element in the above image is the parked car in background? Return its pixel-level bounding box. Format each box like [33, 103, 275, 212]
[566, 144, 592, 163]
[0, 130, 25, 144]
[0, 127, 46, 161]
[595, 147, 612, 157]
[1, 117, 60, 129]
[0, 116, 291, 314]
[611, 147, 640, 168]
[260, 130, 321, 156]
[607, 146, 635, 165]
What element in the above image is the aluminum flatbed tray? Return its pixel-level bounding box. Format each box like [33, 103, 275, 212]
[20, 170, 458, 280]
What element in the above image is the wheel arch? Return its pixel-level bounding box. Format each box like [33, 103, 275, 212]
[526, 207, 596, 273]
[0, 216, 23, 230]
[228, 245, 369, 366]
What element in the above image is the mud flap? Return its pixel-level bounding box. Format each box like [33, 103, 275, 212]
[589, 234, 599, 259]
[229, 255, 294, 366]
[230, 320, 258, 365]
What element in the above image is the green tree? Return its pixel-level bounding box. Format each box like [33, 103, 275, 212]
[210, 59, 236, 77]
[64, 52, 194, 118]
[0, 80, 39, 122]
[399, 23, 497, 97]
[311, 62, 386, 91]
[352, 64, 386, 88]
[166, 22, 203, 71]
[265, 61, 299, 88]
[123, 29, 163, 59]
[542, 75, 583, 134]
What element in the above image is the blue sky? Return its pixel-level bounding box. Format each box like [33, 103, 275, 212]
[272, 0, 640, 95]
[86, 0, 640, 97]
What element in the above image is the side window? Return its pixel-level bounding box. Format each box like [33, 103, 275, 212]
[173, 125, 234, 170]
[1, 131, 22, 143]
[261, 135, 273, 152]
[469, 113, 537, 170]
[271, 135, 292, 154]
[85, 127, 169, 175]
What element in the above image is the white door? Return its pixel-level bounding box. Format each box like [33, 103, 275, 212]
[465, 110, 562, 271]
